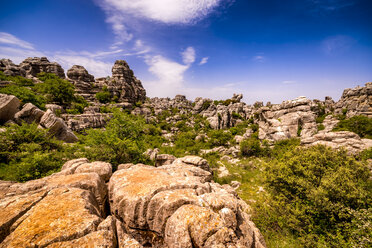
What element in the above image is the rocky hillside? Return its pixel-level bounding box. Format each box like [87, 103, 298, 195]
[0, 57, 371, 247]
[0, 156, 266, 247]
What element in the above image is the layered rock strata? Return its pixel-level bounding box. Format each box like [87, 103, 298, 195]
[0, 156, 266, 248]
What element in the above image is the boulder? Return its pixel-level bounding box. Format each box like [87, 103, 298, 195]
[39, 110, 78, 143]
[0, 94, 20, 124]
[14, 103, 44, 124]
[108, 161, 266, 247]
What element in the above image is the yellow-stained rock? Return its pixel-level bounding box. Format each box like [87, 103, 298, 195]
[1, 187, 102, 248]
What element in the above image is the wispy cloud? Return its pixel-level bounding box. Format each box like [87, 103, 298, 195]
[252, 55, 266, 62]
[322, 35, 355, 55]
[199, 57, 209, 65]
[0, 32, 35, 50]
[0, 32, 119, 77]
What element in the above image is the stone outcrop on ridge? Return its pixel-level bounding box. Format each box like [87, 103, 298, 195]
[0, 156, 266, 247]
[334, 82, 372, 117]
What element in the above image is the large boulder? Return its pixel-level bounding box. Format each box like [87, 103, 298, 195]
[108, 160, 266, 247]
[0, 94, 20, 124]
[0, 159, 115, 247]
[39, 109, 78, 143]
[14, 103, 45, 124]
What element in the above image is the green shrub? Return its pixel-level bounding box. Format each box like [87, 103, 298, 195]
[81, 109, 148, 168]
[254, 145, 371, 247]
[0, 123, 68, 181]
[207, 130, 232, 147]
[333, 115, 372, 138]
[36, 72, 76, 106]
[95, 91, 111, 104]
[240, 134, 262, 157]
[317, 123, 325, 131]
[0, 85, 46, 109]
[0, 71, 34, 86]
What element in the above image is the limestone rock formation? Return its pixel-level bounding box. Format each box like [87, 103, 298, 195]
[0, 94, 20, 124]
[14, 103, 44, 124]
[0, 59, 26, 77]
[39, 109, 78, 143]
[301, 131, 372, 153]
[67, 65, 94, 83]
[109, 159, 266, 247]
[62, 113, 111, 132]
[19, 57, 65, 78]
[335, 82, 372, 117]
[94, 60, 146, 104]
[258, 96, 317, 141]
[0, 157, 266, 248]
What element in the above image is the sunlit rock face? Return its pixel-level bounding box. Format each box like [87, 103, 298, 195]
[0, 156, 267, 248]
[335, 82, 372, 118]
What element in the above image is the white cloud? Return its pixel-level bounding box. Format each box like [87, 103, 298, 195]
[253, 55, 266, 62]
[181, 47, 196, 64]
[144, 55, 190, 97]
[0, 32, 35, 50]
[309, 0, 356, 11]
[52, 54, 112, 78]
[199, 57, 209, 65]
[96, 0, 231, 43]
[99, 0, 222, 24]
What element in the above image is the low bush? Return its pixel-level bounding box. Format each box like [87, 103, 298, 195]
[0, 84, 46, 109]
[333, 115, 372, 138]
[207, 129, 232, 147]
[253, 145, 371, 247]
[0, 123, 68, 181]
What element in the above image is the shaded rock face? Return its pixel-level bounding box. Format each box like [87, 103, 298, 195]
[0, 59, 26, 77]
[19, 57, 65, 78]
[335, 82, 372, 117]
[0, 157, 266, 248]
[258, 96, 317, 141]
[67, 65, 94, 83]
[62, 113, 111, 132]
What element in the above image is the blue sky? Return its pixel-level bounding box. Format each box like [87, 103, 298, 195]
[1, 0, 371, 103]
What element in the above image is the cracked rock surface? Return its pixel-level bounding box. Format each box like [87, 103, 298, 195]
[0, 156, 266, 247]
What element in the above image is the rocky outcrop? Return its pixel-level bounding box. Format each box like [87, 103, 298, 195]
[301, 131, 372, 153]
[14, 103, 44, 124]
[258, 96, 317, 141]
[19, 57, 65, 78]
[0, 94, 20, 124]
[94, 60, 146, 104]
[62, 113, 111, 132]
[335, 82, 372, 117]
[39, 109, 78, 143]
[109, 157, 266, 247]
[67, 65, 94, 83]
[0, 59, 26, 77]
[0, 157, 266, 247]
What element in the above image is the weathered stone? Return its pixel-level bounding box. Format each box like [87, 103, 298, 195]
[0, 59, 26, 77]
[67, 65, 94, 82]
[19, 57, 65, 78]
[0, 94, 20, 124]
[75, 161, 113, 182]
[155, 154, 176, 167]
[14, 103, 44, 124]
[40, 109, 78, 142]
[108, 161, 266, 247]
[1, 187, 102, 248]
